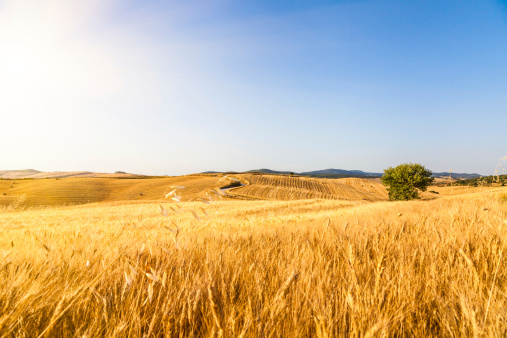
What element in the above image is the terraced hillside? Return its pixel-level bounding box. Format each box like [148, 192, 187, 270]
[227, 174, 389, 201]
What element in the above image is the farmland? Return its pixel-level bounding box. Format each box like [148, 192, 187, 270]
[226, 174, 389, 201]
[0, 173, 429, 208]
[1, 175, 507, 336]
[0, 176, 220, 207]
[4, 172, 499, 208]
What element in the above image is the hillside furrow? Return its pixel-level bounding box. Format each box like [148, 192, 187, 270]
[225, 174, 388, 201]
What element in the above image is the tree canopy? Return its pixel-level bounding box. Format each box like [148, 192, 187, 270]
[381, 163, 434, 201]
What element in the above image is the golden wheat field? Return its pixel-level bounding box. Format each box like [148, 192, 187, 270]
[0, 173, 445, 208]
[1, 175, 507, 336]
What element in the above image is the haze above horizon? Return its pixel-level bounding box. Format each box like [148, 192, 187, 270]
[1, 0, 506, 176]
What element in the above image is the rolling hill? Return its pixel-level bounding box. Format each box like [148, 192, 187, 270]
[214, 168, 483, 179]
[1, 170, 488, 207]
[1, 173, 393, 207]
[246, 168, 382, 176]
[0, 169, 139, 179]
[0, 175, 221, 207]
[300, 169, 382, 176]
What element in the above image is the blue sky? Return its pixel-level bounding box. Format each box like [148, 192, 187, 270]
[1, 0, 506, 175]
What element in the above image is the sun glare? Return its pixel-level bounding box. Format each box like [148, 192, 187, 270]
[1, 44, 41, 87]
[0, 0, 121, 104]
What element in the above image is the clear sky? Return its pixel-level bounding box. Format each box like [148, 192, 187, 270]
[1, 0, 506, 175]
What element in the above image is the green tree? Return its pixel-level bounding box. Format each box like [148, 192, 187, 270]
[381, 163, 435, 201]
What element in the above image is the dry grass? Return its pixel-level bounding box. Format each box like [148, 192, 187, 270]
[1, 185, 507, 336]
[431, 185, 507, 197]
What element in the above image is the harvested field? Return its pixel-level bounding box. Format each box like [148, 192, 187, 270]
[226, 174, 389, 201]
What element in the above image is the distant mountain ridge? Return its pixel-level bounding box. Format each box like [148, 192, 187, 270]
[243, 168, 384, 177]
[300, 169, 382, 176]
[247, 169, 294, 175]
[210, 168, 483, 179]
[431, 172, 482, 179]
[2, 168, 483, 180]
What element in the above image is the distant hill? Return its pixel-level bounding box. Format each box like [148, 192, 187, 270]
[204, 168, 481, 179]
[4, 168, 482, 180]
[222, 168, 383, 177]
[0, 169, 138, 179]
[301, 169, 382, 177]
[246, 168, 383, 177]
[0, 169, 42, 178]
[247, 169, 294, 175]
[431, 172, 482, 179]
[452, 174, 507, 185]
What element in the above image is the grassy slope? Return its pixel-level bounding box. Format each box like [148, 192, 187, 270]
[433, 185, 502, 196]
[1, 190, 507, 336]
